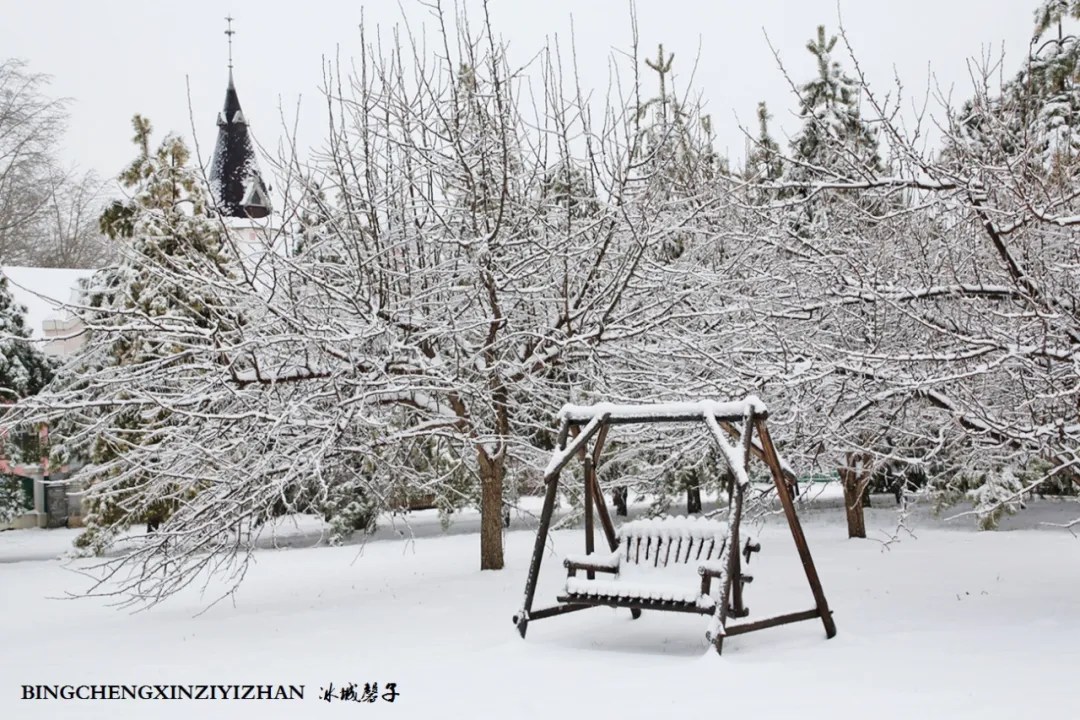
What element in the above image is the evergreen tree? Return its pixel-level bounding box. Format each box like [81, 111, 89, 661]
[0, 275, 54, 523]
[742, 101, 785, 212]
[1035, 0, 1080, 38]
[793, 26, 881, 171]
[1026, 3, 1080, 182]
[540, 159, 599, 223]
[744, 102, 783, 183]
[631, 45, 725, 260]
[67, 115, 244, 553]
[949, 4, 1080, 185]
[782, 25, 883, 237]
[0, 474, 23, 524]
[291, 180, 336, 260]
[0, 277, 54, 402]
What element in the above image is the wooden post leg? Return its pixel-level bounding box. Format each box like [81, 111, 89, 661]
[757, 419, 838, 639]
[583, 456, 595, 580]
[589, 470, 618, 552]
[729, 416, 756, 618]
[588, 424, 617, 551]
[587, 424, 636, 620]
[704, 409, 756, 653]
[572, 425, 597, 579]
[712, 558, 733, 654]
[713, 481, 745, 655]
[515, 415, 609, 639]
[514, 471, 562, 639]
[729, 485, 746, 619]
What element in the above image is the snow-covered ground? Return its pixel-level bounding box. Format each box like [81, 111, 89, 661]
[1, 490, 1079, 719]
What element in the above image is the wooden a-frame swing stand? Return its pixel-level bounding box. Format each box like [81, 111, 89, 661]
[512, 397, 837, 655]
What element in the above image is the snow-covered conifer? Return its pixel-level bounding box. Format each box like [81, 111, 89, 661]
[0, 274, 54, 523]
[779, 25, 884, 238]
[58, 115, 246, 553]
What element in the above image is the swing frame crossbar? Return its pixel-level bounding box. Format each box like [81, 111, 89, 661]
[511, 396, 837, 655]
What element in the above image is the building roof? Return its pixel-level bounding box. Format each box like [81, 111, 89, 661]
[1, 266, 97, 339]
[209, 70, 271, 220]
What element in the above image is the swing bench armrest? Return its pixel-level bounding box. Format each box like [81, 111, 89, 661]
[698, 558, 754, 600]
[564, 551, 621, 576]
[697, 559, 728, 578]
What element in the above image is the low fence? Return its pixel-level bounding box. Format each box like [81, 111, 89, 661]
[0, 469, 83, 531]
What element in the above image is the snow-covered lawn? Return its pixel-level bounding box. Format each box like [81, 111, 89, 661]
[2, 493, 1079, 719]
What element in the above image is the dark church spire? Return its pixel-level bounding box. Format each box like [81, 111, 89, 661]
[209, 16, 271, 220]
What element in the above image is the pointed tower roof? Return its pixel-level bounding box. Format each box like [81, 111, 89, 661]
[209, 20, 271, 220]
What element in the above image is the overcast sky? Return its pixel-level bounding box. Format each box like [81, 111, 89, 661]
[1, 0, 1036, 186]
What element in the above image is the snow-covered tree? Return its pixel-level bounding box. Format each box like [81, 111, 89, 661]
[288, 6, 697, 570]
[951, 1, 1080, 189]
[0, 277, 54, 403]
[724, 5, 1080, 533]
[744, 102, 783, 184]
[0, 273, 54, 523]
[51, 115, 248, 553]
[0, 0, 717, 606]
[629, 43, 725, 262]
[0, 59, 115, 268]
[790, 26, 881, 172]
[778, 25, 884, 240]
[0, 59, 67, 265]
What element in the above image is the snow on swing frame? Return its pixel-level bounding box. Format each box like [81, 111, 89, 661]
[514, 395, 838, 655]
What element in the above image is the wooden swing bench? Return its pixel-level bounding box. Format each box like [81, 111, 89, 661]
[558, 516, 760, 618]
[513, 397, 837, 655]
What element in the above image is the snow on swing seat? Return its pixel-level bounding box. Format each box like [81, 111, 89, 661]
[564, 576, 716, 609]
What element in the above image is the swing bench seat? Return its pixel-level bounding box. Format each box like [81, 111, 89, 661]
[556, 516, 760, 615]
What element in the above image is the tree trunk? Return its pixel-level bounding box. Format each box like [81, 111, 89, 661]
[721, 468, 735, 504]
[842, 478, 867, 539]
[686, 480, 702, 514]
[839, 453, 870, 539]
[613, 487, 628, 517]
[478, 450, 505, 570]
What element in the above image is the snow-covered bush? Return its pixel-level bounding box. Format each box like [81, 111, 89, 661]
[968, 469, 1027, 531]
[321, 484, 380, 546]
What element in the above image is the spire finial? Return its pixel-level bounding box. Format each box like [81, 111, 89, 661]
[225, 15, 236, 71]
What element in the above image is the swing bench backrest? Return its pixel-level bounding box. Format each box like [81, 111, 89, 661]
[617, 516, 731, 569]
